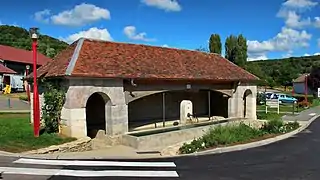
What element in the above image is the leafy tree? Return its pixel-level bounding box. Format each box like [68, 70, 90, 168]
[209, 34, 222, 54]
[307, 66, 320, 98]
[0, 25, 68, 58]
[235, 35, 247, 68]
[225, 35, 238, 63]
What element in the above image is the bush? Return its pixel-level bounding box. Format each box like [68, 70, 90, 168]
[311, 98, 320, 107]
[41, 80, 65, 133]
[19, 95, 28, 101]
[256, 112, 282, 120]
[179, 123, 264, 154]
[179, 120, 300, 154]
[260, 119, 300, 134]
[257, 93, 266, 105]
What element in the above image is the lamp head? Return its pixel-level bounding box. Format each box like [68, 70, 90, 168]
[29, 27, 39, 40]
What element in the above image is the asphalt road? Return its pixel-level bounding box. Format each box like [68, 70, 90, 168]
[1, 117, 320, 180]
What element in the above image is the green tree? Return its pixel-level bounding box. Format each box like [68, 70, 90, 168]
[209, 34, 222, 54]
[235, 34, 247, 68]
[0, 25, 68, 58]
[225, 34, 247, 68]
[225, 35, 238, 62]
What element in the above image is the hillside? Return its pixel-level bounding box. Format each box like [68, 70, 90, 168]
[0, 25, 68, 58]
[246, 55, 320, 86]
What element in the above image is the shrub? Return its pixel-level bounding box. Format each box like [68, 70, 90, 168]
[179, 123, 264, 154]
[260, 119, 300, 134]
[19, 95, 28, 101]
[179, 120, 300, 154]
[260, 119, 284, 134]
[41, 80, 65, 133]
[257, 112, 282, 120]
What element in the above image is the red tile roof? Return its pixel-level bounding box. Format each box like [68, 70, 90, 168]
[34, 38, 259, 82]
[293, 73, 309, 83]
[0, 45, 51, 65]
[0, 64, 16, 74]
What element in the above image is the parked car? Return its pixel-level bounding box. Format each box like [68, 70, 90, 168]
[278, 94, 297, 104]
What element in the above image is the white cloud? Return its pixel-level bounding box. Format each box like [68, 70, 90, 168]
[123, 26, 155, 42]
[304, 52, 320, 56]
[247, 54, 268, 61]
[315, 17, 320, 28]
[34, 9, 51, 23]
[63, 27, 113, 43]
[162, 44, 169, 47]
[248, 27, 311, 52]
[247, 27, 311, 59]
[141, 0, 181, 12]
[282, 0, 318, 9]
[35, 3, 110, 26]
[318, 39, 320, 47]
[277, 10, 311, 28]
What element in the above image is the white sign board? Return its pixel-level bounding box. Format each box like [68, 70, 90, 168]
[266, 99, 280, 114]
[318, 88, 320, 98]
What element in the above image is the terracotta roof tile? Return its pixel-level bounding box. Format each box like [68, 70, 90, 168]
[293, 73, 309, 83]
[0, 45, 51, 65]
[0, 64, 16, 74]
[35, 38, 259, 82]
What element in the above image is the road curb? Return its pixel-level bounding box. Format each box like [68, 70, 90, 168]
[1, 115, 319, 160]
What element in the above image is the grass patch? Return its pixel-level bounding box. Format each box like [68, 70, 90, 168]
[256, 112, 283, 120]
[0, 92, 27, 99]
[0, 113, 76, 153]
[179, 119, 299, 154]
[257, 104, 303, 112]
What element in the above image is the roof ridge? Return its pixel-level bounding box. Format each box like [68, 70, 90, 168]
[65, 38, 84, 76]
[80, 37, 220, 56]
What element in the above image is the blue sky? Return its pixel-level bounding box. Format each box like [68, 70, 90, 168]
[0, 0, 319, 60]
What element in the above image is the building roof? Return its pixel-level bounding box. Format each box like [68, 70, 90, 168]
[293, 73, 309, 83]
[0, 44, 51, 65]
[33, 38, 259, 82]
[0, 64, 16, 74]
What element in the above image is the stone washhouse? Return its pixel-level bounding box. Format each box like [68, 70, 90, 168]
[28, 38, 259, 142]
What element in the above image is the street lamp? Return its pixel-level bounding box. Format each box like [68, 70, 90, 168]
[26, 65, 30, 102]
[29, 27, 40, 137]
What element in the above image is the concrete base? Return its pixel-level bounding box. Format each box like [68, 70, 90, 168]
[122, 118, 240, 151]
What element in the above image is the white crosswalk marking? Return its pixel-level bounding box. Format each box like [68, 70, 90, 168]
[1, 158, 179, 178]
[0, 167, 179, 177]
[14, 158, 176, 167]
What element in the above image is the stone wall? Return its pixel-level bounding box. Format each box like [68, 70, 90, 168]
[59, 78, 128, 138]
[228, 83, 257, 120]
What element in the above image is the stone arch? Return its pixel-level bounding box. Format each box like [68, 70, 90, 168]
[85, 92, 111, 138]
[243, 89, 254, 118]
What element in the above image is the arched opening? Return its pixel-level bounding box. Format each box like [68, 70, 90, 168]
[243, 89, 253, 118]
[85, 92, 111, 138]
[127, 89, 229, 131]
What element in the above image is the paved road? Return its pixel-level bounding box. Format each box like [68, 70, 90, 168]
[0, 95, 30, 111]
[1, 117, 320, 180]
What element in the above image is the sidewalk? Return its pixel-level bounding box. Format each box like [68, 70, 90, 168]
[282, 106, 320, 121]
[18, 145, 162, 160]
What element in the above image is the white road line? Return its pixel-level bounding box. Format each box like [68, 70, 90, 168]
[309, 113, 316, 116]
[0, 167, 179, 177]
[14, 158, 176, 167]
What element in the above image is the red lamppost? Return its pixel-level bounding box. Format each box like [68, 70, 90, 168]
[26, 65, 30, 102]
[30, 27, 40, 137]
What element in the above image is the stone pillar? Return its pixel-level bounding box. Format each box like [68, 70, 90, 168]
[180, 100, 193, 125]
[108, 104, 128, 136]
[60, 107, 87, 138]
